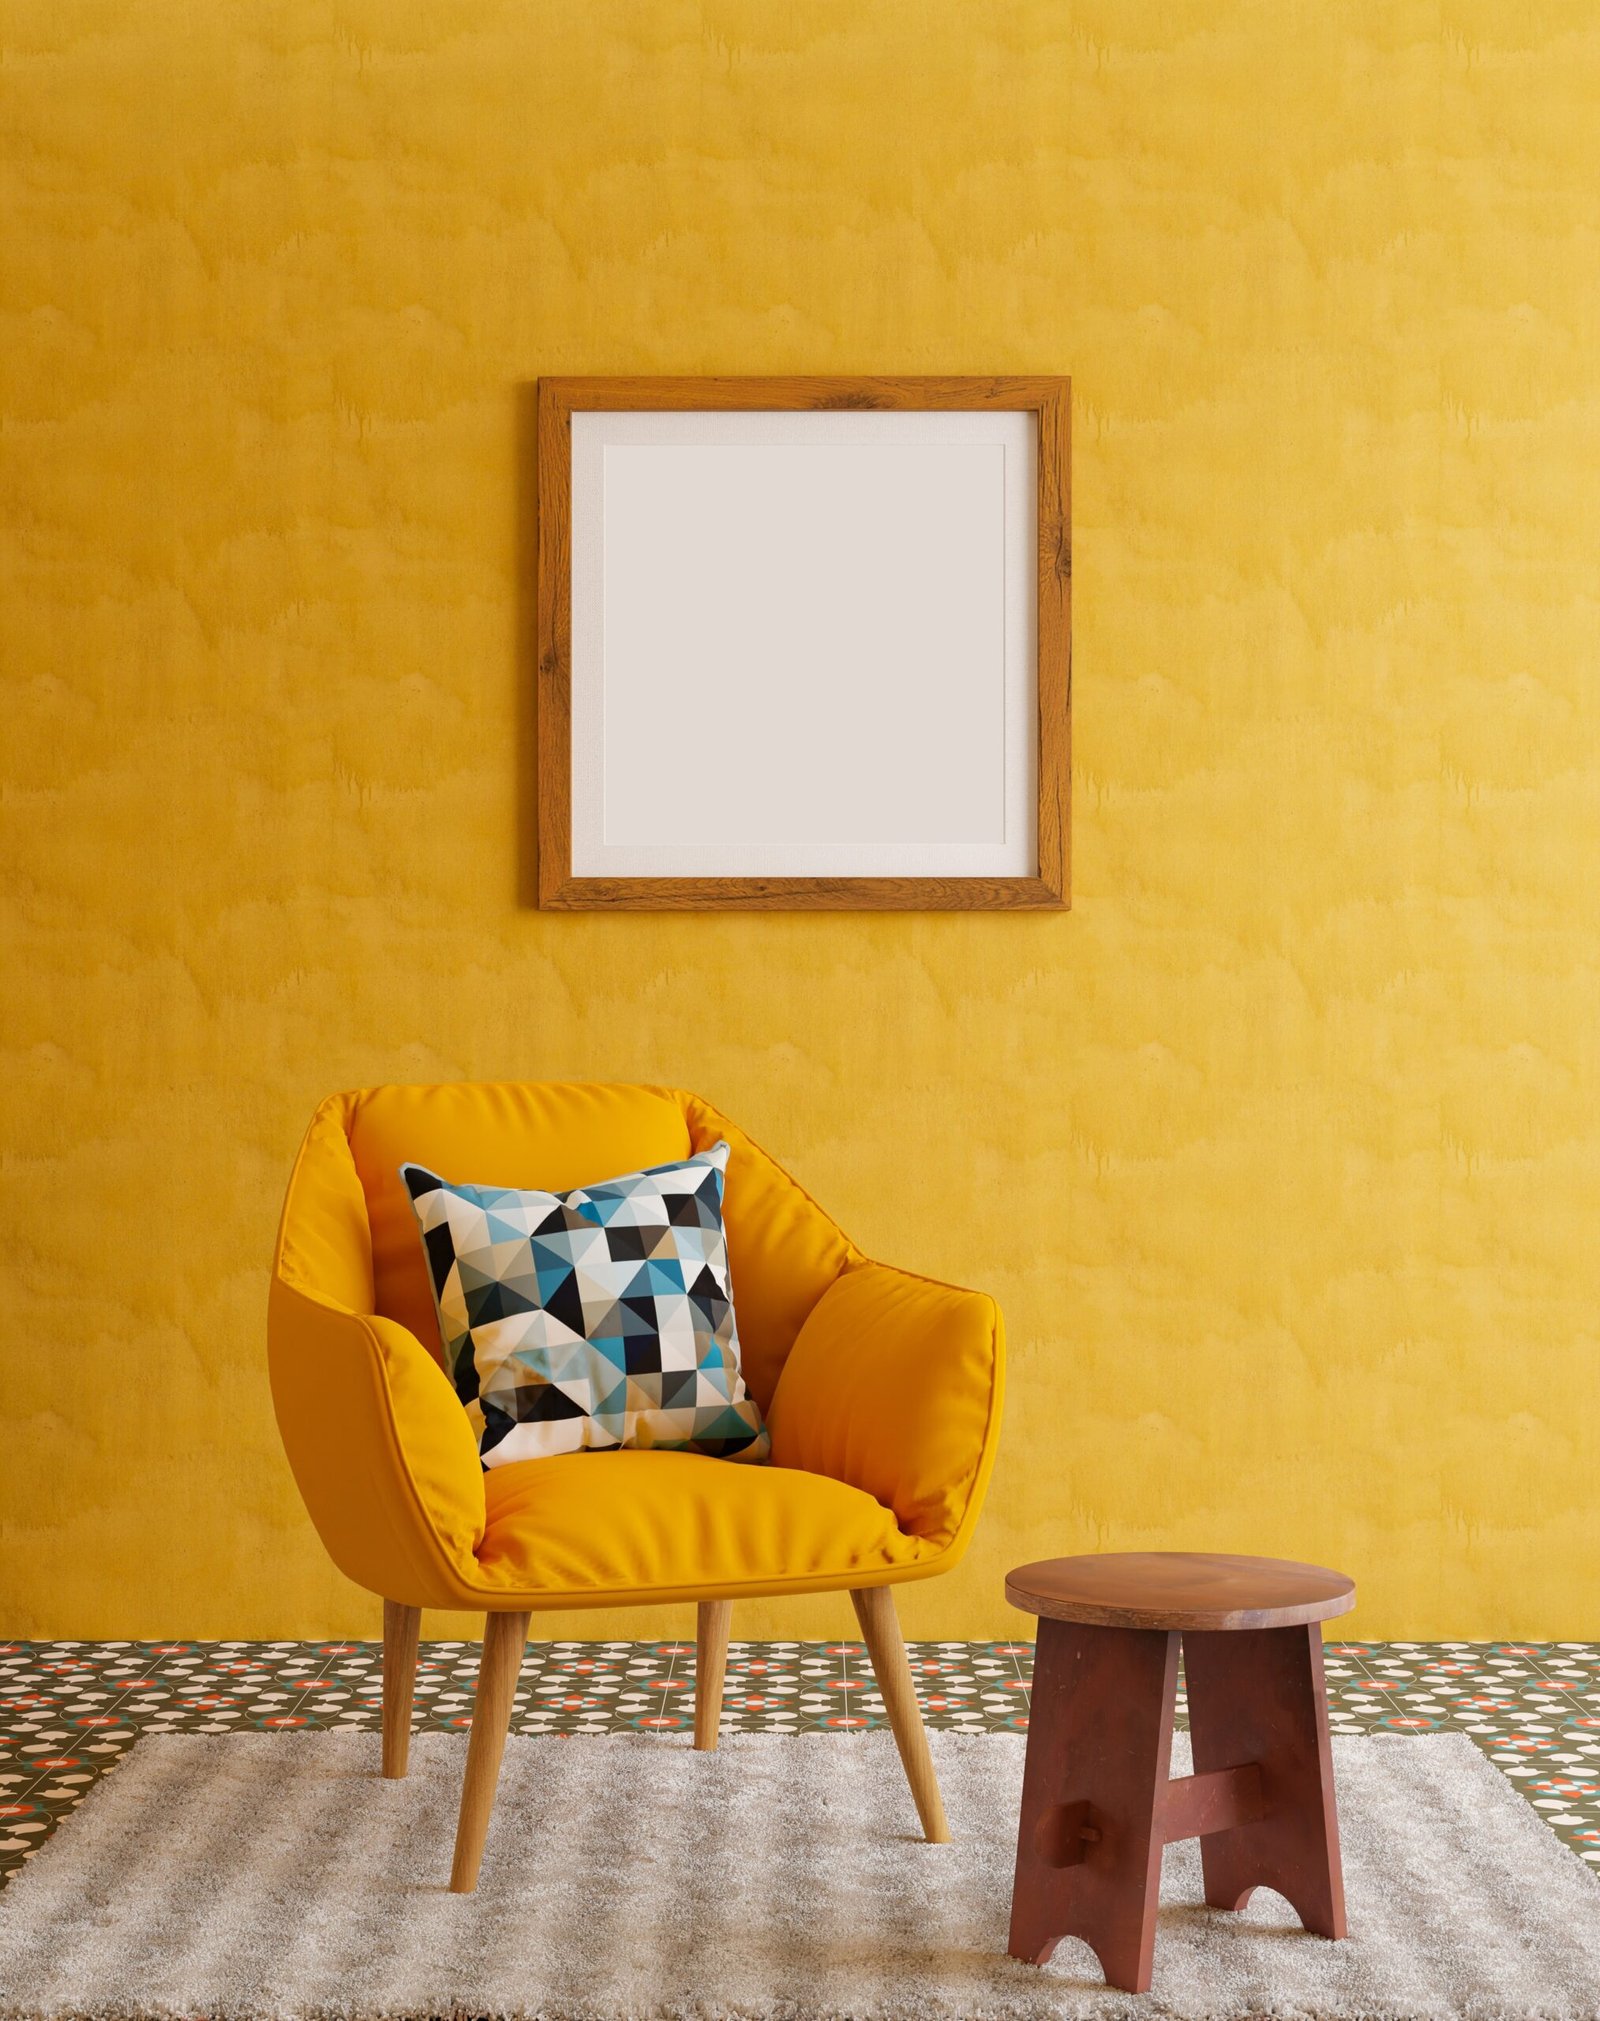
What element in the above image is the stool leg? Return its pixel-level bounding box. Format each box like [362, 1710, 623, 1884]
[1182, 1623, 1346, 1939]
[1008, 1621, 1178, 1994]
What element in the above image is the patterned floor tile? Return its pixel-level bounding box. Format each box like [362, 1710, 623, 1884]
[2, 1639, 1597, 1886]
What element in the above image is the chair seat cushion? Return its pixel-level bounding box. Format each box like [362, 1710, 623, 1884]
[473, 1451, 932, 1603]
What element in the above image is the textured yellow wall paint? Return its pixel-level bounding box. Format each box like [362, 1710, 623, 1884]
[5, 1, 1599, 1643]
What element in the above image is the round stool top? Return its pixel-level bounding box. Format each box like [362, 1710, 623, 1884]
[1005, 1552, 1355, 1632]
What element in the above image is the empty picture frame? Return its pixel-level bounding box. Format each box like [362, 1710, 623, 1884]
[536, 376, 1070, 910]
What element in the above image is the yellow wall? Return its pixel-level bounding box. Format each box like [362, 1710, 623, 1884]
[5, 1, 1599, 1644]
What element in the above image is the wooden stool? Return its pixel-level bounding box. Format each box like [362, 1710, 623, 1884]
[1005, 1551, 1355, 1995]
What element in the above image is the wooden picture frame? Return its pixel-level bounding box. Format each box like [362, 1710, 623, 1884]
[536, 376, 1070, 911]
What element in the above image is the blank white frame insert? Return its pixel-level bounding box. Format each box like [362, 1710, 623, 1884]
[569, 408, 1037, 879]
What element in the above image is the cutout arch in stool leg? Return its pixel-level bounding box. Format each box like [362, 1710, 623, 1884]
[1007, 1619, 1179, 1993]
[1181, 1622, 1347, 1939]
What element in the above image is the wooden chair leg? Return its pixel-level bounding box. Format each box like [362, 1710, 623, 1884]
[850, 1585, 950, 1844]
[449, 1610, 530, 1893]
[381, 1599, 421, 1779]
[695, 1599, 731, 1751]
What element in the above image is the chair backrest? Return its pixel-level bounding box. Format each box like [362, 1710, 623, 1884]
[276, 1080, 858, 1411]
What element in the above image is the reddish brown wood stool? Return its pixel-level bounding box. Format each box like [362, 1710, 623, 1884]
[1005, 1552, 1355, 1995]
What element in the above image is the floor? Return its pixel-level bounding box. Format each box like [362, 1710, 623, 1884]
[3, 1638, 1597, 1890]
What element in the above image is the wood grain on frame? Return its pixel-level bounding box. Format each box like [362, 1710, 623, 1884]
[536, 375, 1071, 911]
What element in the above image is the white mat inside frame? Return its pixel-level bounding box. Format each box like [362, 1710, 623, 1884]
[0, 1730, 1597, 2020]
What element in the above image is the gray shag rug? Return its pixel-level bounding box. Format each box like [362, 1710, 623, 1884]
[0, 1730, 1596, 2019]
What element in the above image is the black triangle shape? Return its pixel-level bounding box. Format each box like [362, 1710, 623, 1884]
[422, 1221, 456, 1292]
[515, 1384, 587, 1423]
[479, 1400, 515, 1456]
[452, 1349, 482, 1409]
[543, 1269, 587, 1339]
[467, 1279, 539, 1328]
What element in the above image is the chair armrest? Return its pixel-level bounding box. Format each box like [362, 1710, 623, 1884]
[268, 1276, 487, 1608]
[766, 1259, 1005, 1553]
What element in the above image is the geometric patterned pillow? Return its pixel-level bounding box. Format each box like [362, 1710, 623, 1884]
[400, 1141, 769, 1470]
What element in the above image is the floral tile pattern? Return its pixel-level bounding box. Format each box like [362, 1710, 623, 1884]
[1320, 1641, 1600, 1868]
[2, 1639, 1596, 1888]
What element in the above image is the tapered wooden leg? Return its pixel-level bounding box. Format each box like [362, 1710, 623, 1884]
[850, 1585, 950, 1844]
[449, 1611, 530, 1894]
[381, 1600, 421, 1779]
[695, 1600, 731, 1752]
[1183, 1623, 1347, 1939]
[1008, 1620, 1178, 1994]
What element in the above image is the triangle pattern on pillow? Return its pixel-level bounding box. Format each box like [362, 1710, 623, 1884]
[401, 1143, 769, 1469]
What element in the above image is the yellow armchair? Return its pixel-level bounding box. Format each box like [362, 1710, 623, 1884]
[269, 1081, 1005, 1888]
